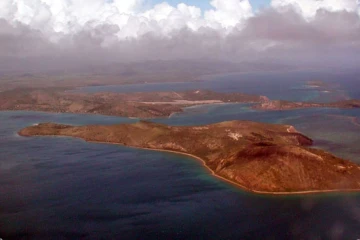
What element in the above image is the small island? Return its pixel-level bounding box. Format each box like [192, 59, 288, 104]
[306, 80, 329, 88]
[253, 99, 360, 111]
[19, 120, 360, 194]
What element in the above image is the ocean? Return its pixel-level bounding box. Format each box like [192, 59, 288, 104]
[1, 71, 360, 239]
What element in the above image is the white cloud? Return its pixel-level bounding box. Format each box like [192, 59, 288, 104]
[205, 0, 253, 28]
[271, 0, 359, 19]
[1, 0, 360, 70]
[1, 0, 360, 39]
[139, 3, 203, 34]
[0, 0, 254, 38]
[1, 1, 360, 71]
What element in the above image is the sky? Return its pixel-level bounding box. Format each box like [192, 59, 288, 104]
[150, 0, 271, 11]
[0, 0, 360, 72]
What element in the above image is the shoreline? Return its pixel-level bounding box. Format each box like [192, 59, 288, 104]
[140, 100, 224, 105]
[0, 101, 252, 119]
[82, 139, 360, 196]
[16, 130, 360, 196]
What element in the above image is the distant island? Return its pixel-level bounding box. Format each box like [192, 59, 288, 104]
[0, 88, 268, 118]
[253, 99, 360, 111]
[252, 80, 360, 111]
[19, 120, 360, 194]
[306, 80, 329, 88]
[2, 87, 360, 117]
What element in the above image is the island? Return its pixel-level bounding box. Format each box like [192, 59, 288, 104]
[3, 87, 360, 117]
[19, 120, 360, 194]
[252, 80, 360, 111]
[0, 88, 268, 118]
[253, 99, 360, 111]
[306, 80, 329, 88]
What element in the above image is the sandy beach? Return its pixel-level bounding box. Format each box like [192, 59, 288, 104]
[140, 100, 224, 105]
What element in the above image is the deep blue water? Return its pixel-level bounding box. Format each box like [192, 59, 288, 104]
[1, 72, 360, 239]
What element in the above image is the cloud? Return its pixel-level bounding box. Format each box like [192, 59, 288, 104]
[0, 0, 360, 72]
[271, 0, 359, 19]
[205, 0, 253, 28]
[0, 0, 254, 38]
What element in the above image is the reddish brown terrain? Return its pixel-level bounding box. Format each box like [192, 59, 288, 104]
[19, 120, 360, 194]
[253, 99, 360, 111]
[0, 88, 266, 118]
[253, 80, 360, 111]
[2, 82, 360, 117]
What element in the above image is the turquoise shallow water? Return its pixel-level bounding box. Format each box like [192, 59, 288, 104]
[1, 72, 360, 239]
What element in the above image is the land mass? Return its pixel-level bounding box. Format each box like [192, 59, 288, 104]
[3, 87, 360, 117]
[19, 120, 360, 194]
[0, 60, 295, 92]
[253, 99, 360, 111]
[253, 79, 360, 111]
[0, 88, 267, 118]
[306, 80, 329, 88]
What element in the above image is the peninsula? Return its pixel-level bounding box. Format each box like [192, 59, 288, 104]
[19, 120, 360, 194]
